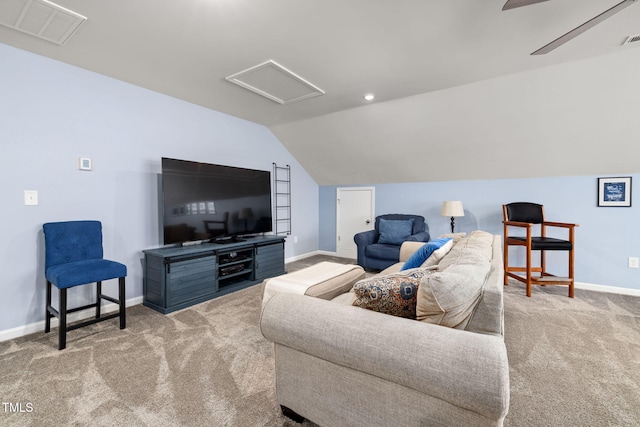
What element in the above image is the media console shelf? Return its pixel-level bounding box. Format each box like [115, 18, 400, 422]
[143, 236, 286, 314]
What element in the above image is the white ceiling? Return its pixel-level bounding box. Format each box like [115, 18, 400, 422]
[1, 0, 639, 184]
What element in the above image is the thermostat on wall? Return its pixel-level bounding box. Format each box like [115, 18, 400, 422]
[79, 157, 92, 171]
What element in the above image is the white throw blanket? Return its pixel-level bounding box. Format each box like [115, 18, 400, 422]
[262, 261, 361, 308]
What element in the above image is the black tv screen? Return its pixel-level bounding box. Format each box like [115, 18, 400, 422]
[161, 158, 273, 245]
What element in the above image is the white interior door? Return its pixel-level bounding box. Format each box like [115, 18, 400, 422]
[336, 187, 375, 259]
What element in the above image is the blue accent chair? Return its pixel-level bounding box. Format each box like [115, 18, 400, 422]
[354, 214, 430, 271]
[43, 221, 127, 350]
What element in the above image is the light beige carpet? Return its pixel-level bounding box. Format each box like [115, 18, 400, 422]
[1, 256, 639, 426]
[0, 283, 293, 427]
[503, 282, 640, 427]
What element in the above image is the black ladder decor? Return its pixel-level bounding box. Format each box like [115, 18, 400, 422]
[273, 163, 291, 235]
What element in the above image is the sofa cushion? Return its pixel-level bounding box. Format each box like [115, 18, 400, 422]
[416, 259, 490, 329]
[352, 268, 430, 319]
[437, 232, 467, 244]
[439, 230, 493, 271]
[365, 243, 401, 260]
[377, 218, 414, 245]
[401, 238, 452, 270]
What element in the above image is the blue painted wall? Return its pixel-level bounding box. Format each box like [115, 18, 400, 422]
[320, 174, 639, 290]
[2, 40, 638, 338]
[0, 43, 319, 333]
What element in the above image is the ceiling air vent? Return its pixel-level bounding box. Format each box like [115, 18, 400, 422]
[226, 60, 325, 105]
[622, 33, 640, 46]
[0, 0, 86, 45]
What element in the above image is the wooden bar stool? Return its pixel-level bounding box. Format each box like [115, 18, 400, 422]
[502, 203, 578, 297]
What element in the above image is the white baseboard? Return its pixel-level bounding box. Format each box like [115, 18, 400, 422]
[284, 252, 317, 264]
[0, 296, 143, 343]
[316, 250, 341, 257]
[575, 282, 640, 297]
[285, 250, 340, 264]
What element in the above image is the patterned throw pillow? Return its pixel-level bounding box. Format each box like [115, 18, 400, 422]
[352, 269, 429, 319]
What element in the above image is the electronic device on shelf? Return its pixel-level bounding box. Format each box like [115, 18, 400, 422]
[219, 264, 246, 276]
[219, 251, 249, 264]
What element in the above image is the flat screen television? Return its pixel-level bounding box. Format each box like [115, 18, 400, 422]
[161, 157, 273, 245]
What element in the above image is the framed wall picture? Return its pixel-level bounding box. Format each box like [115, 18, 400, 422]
[598, 177, 632, 207]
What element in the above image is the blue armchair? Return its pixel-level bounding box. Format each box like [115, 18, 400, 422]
[354, 214, 430, 271]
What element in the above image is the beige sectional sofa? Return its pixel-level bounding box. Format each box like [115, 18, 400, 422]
[260, 230, 510, 427]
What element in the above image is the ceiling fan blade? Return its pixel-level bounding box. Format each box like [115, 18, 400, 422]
[532, 0, 639, 55]
[503, 0, 551, 11]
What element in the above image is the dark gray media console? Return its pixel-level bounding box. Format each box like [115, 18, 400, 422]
[143, 236, 286, 314]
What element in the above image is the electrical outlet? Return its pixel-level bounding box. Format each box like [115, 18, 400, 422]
[629, 257, 639, 269]
[293, 236, 298, 243]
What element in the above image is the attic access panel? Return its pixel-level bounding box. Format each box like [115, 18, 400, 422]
[0, 0, 86, 45]
[225, 60, 325, 105]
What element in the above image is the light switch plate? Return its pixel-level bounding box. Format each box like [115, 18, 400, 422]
[24, 190, 38, 206]
[79, 157, 92, 171]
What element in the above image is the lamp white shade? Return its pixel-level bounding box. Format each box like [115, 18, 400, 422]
[441, 201, 464, 217]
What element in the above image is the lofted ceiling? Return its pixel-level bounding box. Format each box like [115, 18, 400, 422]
[1, 0, 639, 184]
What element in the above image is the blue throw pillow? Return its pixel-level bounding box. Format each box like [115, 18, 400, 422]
[401, 238, 453, 270]
[378, 218, 414, 245]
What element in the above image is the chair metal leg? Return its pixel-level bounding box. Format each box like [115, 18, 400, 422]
[59, 288, 67, 350]
[119, 277, 126, 329]
[45, 281, 52, 333]
[96, 281, 102, 319]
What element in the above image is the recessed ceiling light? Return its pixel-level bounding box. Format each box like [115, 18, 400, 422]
[363, 93, 375, 101]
